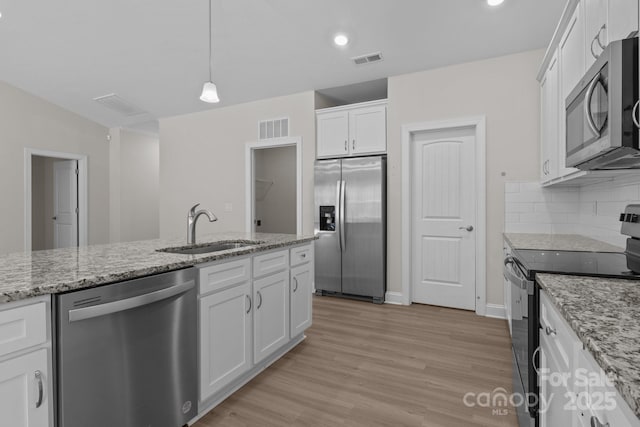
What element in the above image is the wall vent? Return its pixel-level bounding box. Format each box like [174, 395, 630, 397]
[352, 52, 383, 65]
[93, 94, 146, 117]
[259, 117, 289, 140]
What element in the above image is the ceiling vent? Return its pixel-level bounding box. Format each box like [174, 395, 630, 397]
[259, 117, 289, 140]
[352, 52, 383, 65]
[93, 94, 146, 117]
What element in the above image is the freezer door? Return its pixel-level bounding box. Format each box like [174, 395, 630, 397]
[341, 156, 386, 299]
[314, 159, 342, 293]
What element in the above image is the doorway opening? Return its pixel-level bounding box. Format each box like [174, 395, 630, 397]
[245, 137, 302, 235]
[24, 148, 88, 251]
[400, 117, 486, 315]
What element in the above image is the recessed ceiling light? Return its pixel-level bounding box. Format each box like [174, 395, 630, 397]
[487, 0, 504, 5]
[333, 34, 349, 47]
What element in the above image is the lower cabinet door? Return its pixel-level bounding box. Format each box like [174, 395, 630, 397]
[290, 264, 312, 338]
[0, 348, 50, 427]
[199, 282, 252, 401]
[254, 271, 290, 364]
[539, 334, 574, 427]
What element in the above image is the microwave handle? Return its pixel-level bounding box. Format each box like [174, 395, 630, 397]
[584, 74, 601, 137]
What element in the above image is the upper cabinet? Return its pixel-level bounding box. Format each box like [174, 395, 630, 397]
[585, 0, 638, 68]
[316, 100, 387, 158]
[540, 50, 560, 183]
[538, 0, 639, 187]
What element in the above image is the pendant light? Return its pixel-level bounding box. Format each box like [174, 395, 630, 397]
[200, 0, 220, 103]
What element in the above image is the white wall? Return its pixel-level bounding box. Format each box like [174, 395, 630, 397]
[254, 146, 297, 234]
[159, 91, 315, 240]
[117, 130, 160, 242]
[387, 49, 544, 306]
[0, 81, 110, 254]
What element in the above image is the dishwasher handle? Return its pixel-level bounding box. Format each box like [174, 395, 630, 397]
[68, 280, 195, 322]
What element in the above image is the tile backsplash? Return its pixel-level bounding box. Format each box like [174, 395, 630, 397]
[505, 176, 640, 248]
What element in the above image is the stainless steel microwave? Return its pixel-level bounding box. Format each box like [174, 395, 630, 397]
[565, 37, 638, 170]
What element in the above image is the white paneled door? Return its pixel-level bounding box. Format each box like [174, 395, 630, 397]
[53, 160, 78, 249]
[411, 128, 476, 310]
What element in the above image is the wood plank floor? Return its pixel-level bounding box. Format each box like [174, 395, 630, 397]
[193, 296, 518, 427]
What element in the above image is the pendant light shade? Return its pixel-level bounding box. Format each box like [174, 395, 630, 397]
[200, 0, 220, 103]
[200, 82, 220, 103]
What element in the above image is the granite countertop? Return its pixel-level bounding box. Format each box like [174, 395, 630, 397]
[0, 232, 316, 303]
[537, 273, 640, 418]
[504, 233, 623, 252]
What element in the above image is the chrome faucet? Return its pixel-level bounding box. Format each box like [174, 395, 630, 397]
[187, 203, 217, 245]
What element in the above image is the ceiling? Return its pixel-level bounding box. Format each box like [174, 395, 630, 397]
[0, 0, 565, 134]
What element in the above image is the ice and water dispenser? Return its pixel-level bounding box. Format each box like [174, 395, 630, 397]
[319, 206, 335, 231]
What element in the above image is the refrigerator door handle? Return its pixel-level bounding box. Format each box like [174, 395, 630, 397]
[336, 180, 342, 251]
[340, 180, 346, 251]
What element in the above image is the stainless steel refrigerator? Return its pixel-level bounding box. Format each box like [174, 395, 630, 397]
[314, 156, 386, 303]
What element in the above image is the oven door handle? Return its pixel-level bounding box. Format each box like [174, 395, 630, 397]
[505, 263, 535, 295]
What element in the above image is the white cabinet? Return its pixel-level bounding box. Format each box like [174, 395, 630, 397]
[539, 291, 580, 426]
[575, 347, 640, 427]
[0, 297, 52, 427]
[539, 290, 640, 427]
[539, 335, 574, 427]
[197, 245, 313, 411]
[253, 270, 290, 364]
[199, 280, 252, 401]
[540, 50, 560, 183]
[290, 259, 312, 338]
[0, 349, 50, 427]
[316, 100, 386, 158]
[585, 0, 638, 68]
[584, 0, 609, 68]
[316, 111, 350, 158]
[560, 5, 586, 102]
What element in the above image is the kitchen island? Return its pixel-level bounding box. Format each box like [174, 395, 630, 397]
[0, 232, 315, 303]
[0, 232, 316, 427]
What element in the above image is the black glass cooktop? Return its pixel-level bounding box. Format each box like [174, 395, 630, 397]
[512, 249, 640, 280]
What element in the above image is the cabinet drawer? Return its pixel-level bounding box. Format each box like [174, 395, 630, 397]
[253, 250, 288, 279]
[198, 258, 251, 295]
[290, 244, 312, 267]
[540, 291, 579, 372]
[0, 302, 47, 357]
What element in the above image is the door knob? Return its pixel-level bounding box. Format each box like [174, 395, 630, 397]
[458, 225, 474, 232]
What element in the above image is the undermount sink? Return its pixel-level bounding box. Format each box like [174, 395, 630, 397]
[157, 240, 263, 255]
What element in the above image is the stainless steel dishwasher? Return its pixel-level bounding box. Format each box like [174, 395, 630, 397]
[55, 268, 197, 427]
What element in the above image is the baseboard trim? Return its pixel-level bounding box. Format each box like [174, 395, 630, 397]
[384, 291, 406, 305]
[485, 303, 506, 319]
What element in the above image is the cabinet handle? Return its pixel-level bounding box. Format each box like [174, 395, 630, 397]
[344, 140, 347, 151]
[293, 277, 298, 292]
[352, 139, 356, 150]
[590, 415, 609, 427]
[595, 24, 606, 50]
[633, 100, 640, 129]
[246, 294, 252, 314]
[590, 36, 600, 59]
[301, 253, 306, 258]
[256, 291, 262, 309]
[35, 370, 43, 408]
[545, 326, 556, 336]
